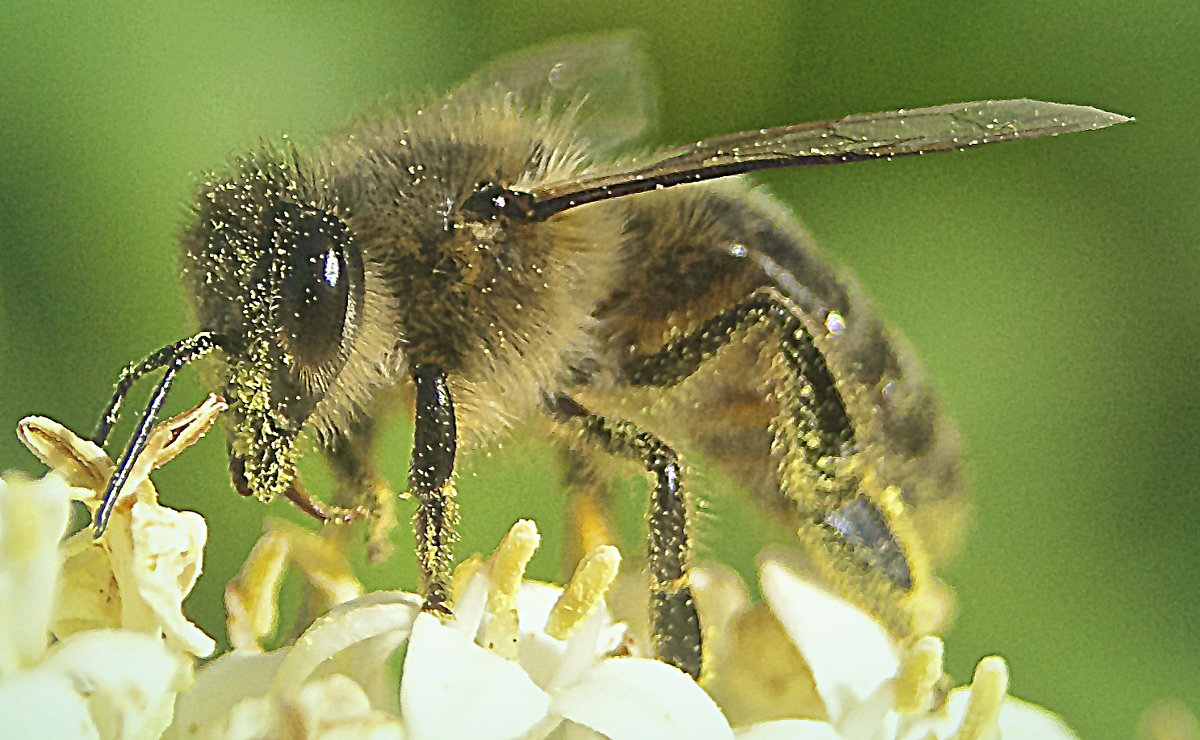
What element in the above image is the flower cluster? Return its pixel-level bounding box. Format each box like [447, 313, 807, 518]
[0, 403, 1091, 739]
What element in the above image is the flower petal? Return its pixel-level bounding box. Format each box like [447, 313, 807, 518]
[165, 650, 289, 739]
[272, 590, 421, 706]
[130, 501, 214, 656]
[41, 628, 189, 740]
[996, 697, 1080, 739]
[704, 603, 826, 726]
[759, 559, 899, 721]
[0, 667, 99, 739]
[0, 474, 72, 676]
[514, 582, 622, 693]
[833, 678, 900, 740]
[552, 657, 734, 740]
[401, 611, 551, 740]
[293, 673, 406, 739]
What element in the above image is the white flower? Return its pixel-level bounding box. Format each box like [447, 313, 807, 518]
[712, 557, 1081, 740]
[2, 399, 1107, 739]
[0, 399, 228, 739]
[400, 520, 733, 740]
[173, 519, 735, 740]
[0, 473, 190, 740]
[166, 590, 416, 738]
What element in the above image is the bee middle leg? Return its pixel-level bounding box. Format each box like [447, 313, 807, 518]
[543, 392, 702, 680]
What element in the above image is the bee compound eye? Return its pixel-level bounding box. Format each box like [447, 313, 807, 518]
[277, 210, 363, 371]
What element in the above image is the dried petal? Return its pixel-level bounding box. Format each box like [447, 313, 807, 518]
[52, 536, 121, 637]
[18, 408, 221, 657]
[141, 395, 226, 471]
[16, 416, 111, 492]
[127, 500, 213, 656]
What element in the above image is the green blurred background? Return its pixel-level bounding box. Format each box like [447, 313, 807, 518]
[0, 2, 1192, 737]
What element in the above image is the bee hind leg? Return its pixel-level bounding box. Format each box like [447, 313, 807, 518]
[624, 286, 922, 637]
[543, 392, 702, 680]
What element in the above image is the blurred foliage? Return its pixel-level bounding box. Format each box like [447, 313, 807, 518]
[0, 2, 1193, 738]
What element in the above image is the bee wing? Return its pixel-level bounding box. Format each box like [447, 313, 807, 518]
[447, 32, 655, 152]
[526, 99, 1130, 219]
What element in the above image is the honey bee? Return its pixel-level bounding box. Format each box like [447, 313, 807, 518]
[87, 34, 1128, 679]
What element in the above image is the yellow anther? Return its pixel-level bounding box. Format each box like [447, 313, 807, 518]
[488, 520, 541, 604]
[895, 636, 945, 714]
[951, 655, 1009, 740]
[480, 520, 540, 659]
[546, 545, 620, 640]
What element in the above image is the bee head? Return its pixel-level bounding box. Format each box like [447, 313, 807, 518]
[182, 152, 367, 501]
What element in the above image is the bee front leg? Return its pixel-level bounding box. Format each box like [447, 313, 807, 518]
[409, 364, 459, 615]
[543, 392, 702, 680]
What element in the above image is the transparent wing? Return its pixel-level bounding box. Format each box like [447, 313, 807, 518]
[446, 32, 655, 152]
[525, 99, 1131, 219]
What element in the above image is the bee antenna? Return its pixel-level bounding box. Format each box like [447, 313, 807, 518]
[91, 331, 221, 536]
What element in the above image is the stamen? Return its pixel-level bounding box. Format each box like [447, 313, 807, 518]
[895, 636, 944, 714]
[225, 518, 363, 651]
[449, 554, 485, 605]
[480, 520, 540, 658]
[951, 656, 1009, 740]
[546, 545, 620, 640]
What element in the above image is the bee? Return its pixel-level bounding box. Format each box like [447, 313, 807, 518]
[87, 34, 1128, 679]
